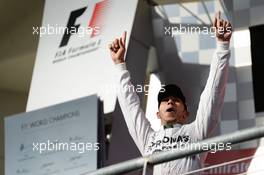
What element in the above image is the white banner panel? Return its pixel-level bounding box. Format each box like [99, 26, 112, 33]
[5, 95, 100, 175]
[27, 0, 138, 113]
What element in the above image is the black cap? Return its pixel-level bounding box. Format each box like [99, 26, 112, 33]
[158, 84, 186, 108]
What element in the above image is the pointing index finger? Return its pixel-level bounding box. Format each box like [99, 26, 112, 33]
[217, 11, 221, 20]
[122, 31, 127, 47]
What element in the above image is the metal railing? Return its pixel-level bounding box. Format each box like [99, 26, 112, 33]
[81, 125, 264, 175]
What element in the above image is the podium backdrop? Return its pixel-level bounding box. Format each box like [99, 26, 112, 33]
[27, 0, 138, 113]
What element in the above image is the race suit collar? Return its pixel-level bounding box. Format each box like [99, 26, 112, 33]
[161, 123, 182, 130]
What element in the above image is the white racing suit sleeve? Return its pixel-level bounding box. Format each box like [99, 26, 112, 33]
[115, 63, 154, 155]
[190, 41, 230, 140]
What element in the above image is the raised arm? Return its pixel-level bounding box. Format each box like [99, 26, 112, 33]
[191, 12, 232, 140]
[109, 32, 153, 155]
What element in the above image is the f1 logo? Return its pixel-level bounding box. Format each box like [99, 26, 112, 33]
[59, 7, 87, 47]
[59, 0, 109, 47]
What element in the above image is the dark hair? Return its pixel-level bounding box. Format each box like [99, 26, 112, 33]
[158, 84, 187, 110]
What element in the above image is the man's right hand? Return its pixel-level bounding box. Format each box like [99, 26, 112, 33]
[213, 11, 232, 42]
[108, 31, 127, 64]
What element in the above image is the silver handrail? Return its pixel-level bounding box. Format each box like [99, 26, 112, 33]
[82, 125, 264, 175]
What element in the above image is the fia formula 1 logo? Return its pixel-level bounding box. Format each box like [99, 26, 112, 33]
[60, 0, 109, 47]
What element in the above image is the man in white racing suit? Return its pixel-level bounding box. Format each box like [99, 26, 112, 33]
[108, 12, 232, 175]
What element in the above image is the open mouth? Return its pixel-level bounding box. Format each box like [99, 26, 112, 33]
[166, 107, 176, 113]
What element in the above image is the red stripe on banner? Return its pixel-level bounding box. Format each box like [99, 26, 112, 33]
[88, 0, 110, 37]
[204, 149, 257, 175]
